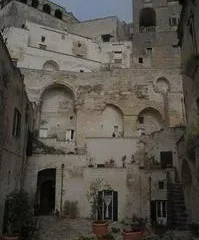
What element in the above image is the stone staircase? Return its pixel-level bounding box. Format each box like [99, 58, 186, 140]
[167, 182, 190, 230]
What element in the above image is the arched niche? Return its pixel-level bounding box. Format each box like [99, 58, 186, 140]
[101, 104, 124, 137]
[137, 107, 164, 135]
[43, 4, 51, 14]
[55, 9, 63, 19]
[32, 0, 39, 8]
[39, 84, 76, 141]
[139, 8, 156, 28]
[155, 77, 170, 93]
[43, 60, 59, 71]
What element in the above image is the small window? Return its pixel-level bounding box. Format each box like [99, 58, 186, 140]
[158, 181, 165, 189]
[169, 17, 178, 26]
[78, 43, 82, 47]
[12, 108, 21, 137]
[139, 57, 143, 63]
[39, 128, 48, 138]
[101, 34, 112, 42]
[146, 47, 152, 56]
[66, 129, 75, 141]
[160, 151, 173, 169]
[43, 4, 51, 14]
[41, 36, 45, 42]
[55, 9, 63, 19]
[80, 70, 84, 73]
[31, 0, 39, 8]
[138, 116, 144, 124]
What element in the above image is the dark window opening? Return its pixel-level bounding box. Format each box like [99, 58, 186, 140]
[101, 34, 112, 42]
[97, 164, 105, 168]
[71, 130, 75, 140]
[78, 42, 82, 47]
[158, 181, 165, 189]
[139, 57, 143, 63]
[43, 4, 51, 14]
[196, 97, 199, 114]
[41, 36, 46, 42]
[169, 17, 178, 26]
[55, 9, 63, 19]
[20, 0, 27, 3]
[12, 108, 21, 137]
[32, 0, 39, 8]
[160, 151, 173, 169]
[80, 70, 84, 73]
[138, 116, 144, 124]
[139, 8, 156, 29]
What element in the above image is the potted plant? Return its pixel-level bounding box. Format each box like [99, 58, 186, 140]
[1, 190, 39, 240]
[122, 215, 146, 240]
[87, 178, 112, 237]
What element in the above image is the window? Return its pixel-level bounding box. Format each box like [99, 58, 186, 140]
[55, 9, 63, 19]
[139, 57, 143, 63]
[146, 47, 152, 56]
[41, 36, 46, 42]
[156, 201, 167, 218]
[101, 34, 112, 42]
[158, 181, 165, 189]
[138, 116, 144, 124]
[160, 151, 173, 169]
[169, 17, 178, 26]
[43, 4, 51, 14]
[31, 0, 39, 8]
[39, 128, 48, 138]
[80, 70, 84, 73]
[12, 108, 21, 137]
[65, 129, 75, 141]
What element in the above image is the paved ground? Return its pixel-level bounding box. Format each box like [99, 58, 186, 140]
[37, 216, 93, 240]
[36, 217, 197, 240]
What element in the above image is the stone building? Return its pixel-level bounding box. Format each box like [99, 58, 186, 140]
[177, 0, 199, 224]
[0, 0, 190, 232]
[0, 33, 33, 231]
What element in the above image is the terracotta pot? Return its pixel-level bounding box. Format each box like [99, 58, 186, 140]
[92, 221, 109, 237]
[0, 235, 19, 240]
[122, 231, 144, 240]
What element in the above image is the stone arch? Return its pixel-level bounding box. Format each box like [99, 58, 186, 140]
[137, 107, 165, 135]
[31, 0, 39, 8]
[139, 8, 156, 28]
[101, 104, 124, 137]
[155, 77, 170, 93]
[39, 84, 76, 141]
[43, 4, 51, 14]
[55, 9, 63, 19]
[43, 60, 59, 71]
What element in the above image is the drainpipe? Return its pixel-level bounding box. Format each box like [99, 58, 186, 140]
[60, 163, 64, 215]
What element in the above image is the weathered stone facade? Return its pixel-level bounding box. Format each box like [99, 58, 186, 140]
[0, 0, 189, 232]
[0, 33, 33, 232]
[177, 0, 199, 224]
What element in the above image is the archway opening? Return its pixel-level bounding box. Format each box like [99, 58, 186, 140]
[137, 107, 164, 135]
[139, 8, 156, 31]
[43, 4, 51, 14]
[36, 169, 56, 215]
[32, 0, 39, 8]
[55, 9, 63, 19]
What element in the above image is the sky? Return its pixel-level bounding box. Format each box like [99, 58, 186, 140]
[52, 0, 132, 23]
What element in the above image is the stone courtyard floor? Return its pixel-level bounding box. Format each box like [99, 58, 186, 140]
[36, 216, 199, 240]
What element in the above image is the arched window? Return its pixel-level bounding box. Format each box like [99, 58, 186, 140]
[20, 0, 27, 3]
[139, 8, 156, 32]
[43, 60, 59, 71]
[55, 9, 63, 19]
[32, 0, 39, 8]
[43, 4, 51, 14]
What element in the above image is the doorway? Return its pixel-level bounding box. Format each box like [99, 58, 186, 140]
[36, 169, 56, 215]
